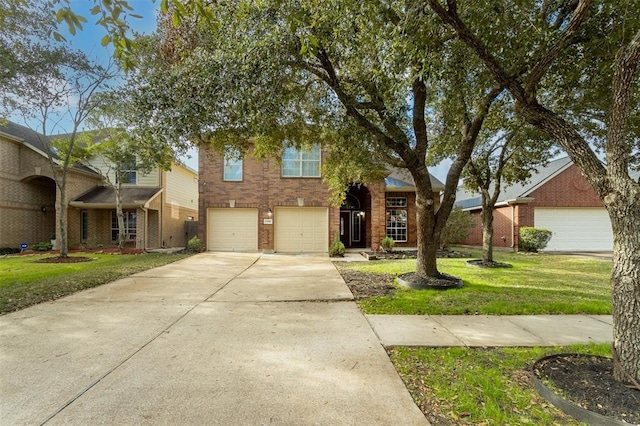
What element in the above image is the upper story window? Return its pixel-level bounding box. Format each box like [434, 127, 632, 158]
[223, 156, 243, 181]
[386, 197, 408, 208]
[282, 144, 321, 177]
[117, 157, 137, 185]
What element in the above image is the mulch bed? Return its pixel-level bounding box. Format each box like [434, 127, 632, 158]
[34, 256, 94, 263]
[363, 250, 470, 260]
[397, 272, 463, 290]
[335, 266, 396, 299]
[466, 259, 513, 268]
[533, 354, 639, 424]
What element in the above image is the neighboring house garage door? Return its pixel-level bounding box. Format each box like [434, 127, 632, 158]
[207, 208, 258, 251]
[534, 208, 613, 251]
[275, 207, 329, 253]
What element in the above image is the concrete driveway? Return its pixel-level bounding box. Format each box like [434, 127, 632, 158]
[0, 252, 427, 425]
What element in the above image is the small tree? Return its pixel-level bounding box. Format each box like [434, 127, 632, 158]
[77, 89, 175, 248]
[463, 118, 556, 263]
[1, 44, 116, 257]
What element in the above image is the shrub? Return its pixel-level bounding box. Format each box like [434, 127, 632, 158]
[440, 207, 475, 250]
[33, 242, 53, 251]
[519, 227, 552, 252]
[0, 247, 21, 255]
[381, 236, 395, 252]
[186, 236, 202, 253]
[329, 235, 346, 257]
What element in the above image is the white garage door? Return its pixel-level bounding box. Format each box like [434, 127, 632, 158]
[207, 208, 258, 251]
[275, 207, 329, 253]
[534, 208, 613, 251]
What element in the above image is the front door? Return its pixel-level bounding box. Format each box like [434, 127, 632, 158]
[340, 211, 351, 247]
[340, 210, 365, 248]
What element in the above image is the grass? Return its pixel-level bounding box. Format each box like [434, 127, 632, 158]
[350, 249, 612, 315]
[0, 252, 191, 314]
[389, 343, 611, 425]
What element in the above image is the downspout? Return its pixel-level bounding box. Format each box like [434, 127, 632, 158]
[140, 206, 148, 250]
[511, 204, 515, 249]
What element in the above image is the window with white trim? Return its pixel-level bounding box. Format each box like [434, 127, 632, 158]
[117, 157, 137, 184]
[223, 156, 243, 181]
[282, 144, 321, 177]
[386, 197, 408, 242]
[111, 210, 137, 242]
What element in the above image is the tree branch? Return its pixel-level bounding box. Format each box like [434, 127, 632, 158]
[524, 0, 592, 95]
[606, 29, 640, 180]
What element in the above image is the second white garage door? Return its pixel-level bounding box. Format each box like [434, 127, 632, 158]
[275, 207, 329, 253]
[534, 207, 613, 251]
[207, 208, 258, 251]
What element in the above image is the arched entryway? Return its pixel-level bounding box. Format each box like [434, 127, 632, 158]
[340, 184, 370, 248]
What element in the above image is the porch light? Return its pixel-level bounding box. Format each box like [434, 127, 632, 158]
[267, 208, 273, 216]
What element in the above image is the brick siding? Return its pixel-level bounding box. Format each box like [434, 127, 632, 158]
[459, 164, 604, 249]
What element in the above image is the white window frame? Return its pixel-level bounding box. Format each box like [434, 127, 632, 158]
[223, 156, 243, 181]
[282, 144, 321, 177]
[386, 197, 408, 208]
[117, 157, 137, 185]
[111, 210, 137, 242]
[386, 197, 408, 243]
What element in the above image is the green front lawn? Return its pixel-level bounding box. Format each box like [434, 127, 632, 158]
[390, 343, 611, 425]
[0, 253, 191, 314]
[350, 249, 612, 315]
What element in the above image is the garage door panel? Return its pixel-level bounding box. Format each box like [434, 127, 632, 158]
[207, 208, 258, 251]
[275, 208, 328, 253]
[534, 208, 612, 251]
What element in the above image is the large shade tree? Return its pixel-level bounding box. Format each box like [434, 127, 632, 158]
[129, 1, 505, 281]
[427, 0, 640, 382]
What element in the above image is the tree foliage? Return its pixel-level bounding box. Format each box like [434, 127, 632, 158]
[128, 0, 504, 279]
[427, 0, 640, 382]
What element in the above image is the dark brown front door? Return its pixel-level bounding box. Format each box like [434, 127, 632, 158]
[340, 210, 365, 248]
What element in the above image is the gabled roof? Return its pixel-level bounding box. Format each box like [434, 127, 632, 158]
[455, 157, 574, 210]
[385, 167, 446, 192]
[70, 186, 162, 209]
[0, 120, 99, 176]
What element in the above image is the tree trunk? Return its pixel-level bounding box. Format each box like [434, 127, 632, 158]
[115, 185, 125, 249]
[481, 203, 494, 263]
[58, 176, 69, 258]
[415, 185, 440, 278]
[608, 198, 640, 382]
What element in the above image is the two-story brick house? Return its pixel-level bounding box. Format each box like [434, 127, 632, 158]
[198, 143, 444, 253]
[0, 120, 198, 251]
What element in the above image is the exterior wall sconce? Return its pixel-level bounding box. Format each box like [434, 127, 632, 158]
[40, 205, 47, 213]
[267, 208, 273, 216]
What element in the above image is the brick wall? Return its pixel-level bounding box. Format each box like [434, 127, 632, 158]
[199, 145, 339, 251]
[199, 145, 444, 250]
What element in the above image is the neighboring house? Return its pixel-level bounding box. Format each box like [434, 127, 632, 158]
[198, 143, 444, 253]
[0, 120, 198, 250]
[455, 156, 638, 251]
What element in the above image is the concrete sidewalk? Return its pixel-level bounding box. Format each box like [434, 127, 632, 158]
[366, 314, 613, 347]
[0, 253, 427, 425]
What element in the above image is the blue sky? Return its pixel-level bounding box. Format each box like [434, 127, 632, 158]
[65, 1, 199, 170]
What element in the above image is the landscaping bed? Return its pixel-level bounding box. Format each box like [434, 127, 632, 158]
[533, 353, 639, 424]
